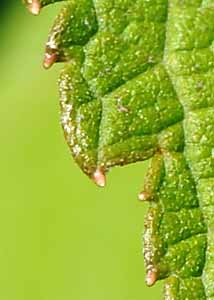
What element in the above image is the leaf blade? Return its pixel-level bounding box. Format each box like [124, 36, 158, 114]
[23, 0, 214, 299]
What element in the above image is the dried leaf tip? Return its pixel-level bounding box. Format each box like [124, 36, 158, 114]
[146, 270, 157, 287]
[93, 169, 106, 187]
[26, 0, 41, 15]
[138, 191, 151, 201]
[43, 52, 57, 69]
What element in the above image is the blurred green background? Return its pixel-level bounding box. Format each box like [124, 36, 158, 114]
[0, 2, 161, 299]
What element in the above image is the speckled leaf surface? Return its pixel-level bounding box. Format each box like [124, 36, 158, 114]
[23, 0, 214, 299]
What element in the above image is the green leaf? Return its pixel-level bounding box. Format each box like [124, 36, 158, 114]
[23, 1, 214, 299]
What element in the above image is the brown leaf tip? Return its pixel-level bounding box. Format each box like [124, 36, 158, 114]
[138, 191, 152, 201]
[26, 0, 41, 15]
[43, 52, 58, 69]
[146, 270, 157, 287]
[93, 169, 106, 187]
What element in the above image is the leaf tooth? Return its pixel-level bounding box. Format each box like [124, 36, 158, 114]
[138, 154, 164, 202]
[25, 0, 41, 15]
[43, 51, 58, 69]
[92, 169, 106, 188]
[146, 269, 157, 287]
[138, 191, 153, 202]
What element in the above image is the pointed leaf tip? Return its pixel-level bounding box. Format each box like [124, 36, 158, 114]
[26, 0, 41, 15]
[146, 270, 157, 287]
[93, 169, 106, 188]
[138, 191, 151, 201]
[43, 52, 57, 69]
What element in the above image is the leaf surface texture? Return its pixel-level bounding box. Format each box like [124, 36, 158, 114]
[24, 0, 214, 299]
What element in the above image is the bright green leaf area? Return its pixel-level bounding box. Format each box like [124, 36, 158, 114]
[24, 0, 214, 299]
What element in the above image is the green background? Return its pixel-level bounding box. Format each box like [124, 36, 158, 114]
[0, 3, 161, 299]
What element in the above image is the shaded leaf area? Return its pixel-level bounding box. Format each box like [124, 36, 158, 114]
[24, 0, 214, 299]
